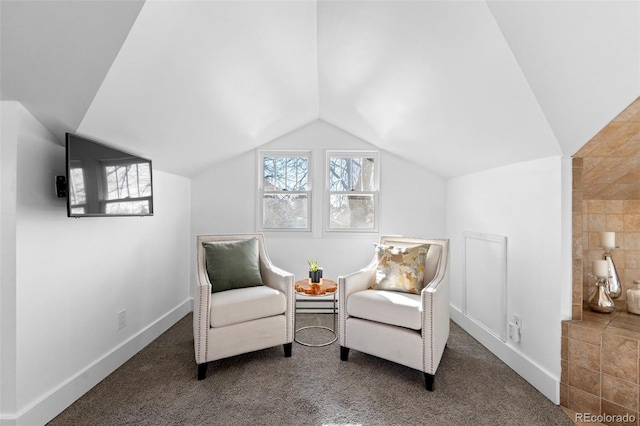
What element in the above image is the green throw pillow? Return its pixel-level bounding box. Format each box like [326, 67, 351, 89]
[203, 238, 263, 293]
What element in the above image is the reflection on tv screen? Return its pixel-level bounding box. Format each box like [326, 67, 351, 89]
[66, 133, 154, 217]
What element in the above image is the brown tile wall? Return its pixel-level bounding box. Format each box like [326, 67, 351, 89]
[566, 97, 640, 425]
[581, 200, 640, 304]
[569, 160, 640, 425]
[561, 310, 640, 426]
[573, 157, 584, 320]
[573, 154, 640, 316]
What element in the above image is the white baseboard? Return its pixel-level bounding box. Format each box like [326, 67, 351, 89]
[450, 306, 559, 404]
[5, 299, 193, 426]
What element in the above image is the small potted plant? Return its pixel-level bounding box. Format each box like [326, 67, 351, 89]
[308, 259, 323, 283]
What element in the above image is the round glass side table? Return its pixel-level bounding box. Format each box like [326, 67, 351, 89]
[293, 278, 338, 347]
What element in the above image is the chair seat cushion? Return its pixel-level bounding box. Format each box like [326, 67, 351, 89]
[210, 286, 286, 328]
[347, 289, 422, 330]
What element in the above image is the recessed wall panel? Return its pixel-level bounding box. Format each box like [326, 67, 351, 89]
[462, 232, 507, 342]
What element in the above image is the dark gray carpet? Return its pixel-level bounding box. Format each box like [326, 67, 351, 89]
[49, 314, 572, 426]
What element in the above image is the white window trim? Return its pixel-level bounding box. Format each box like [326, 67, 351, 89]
[257, 150, 313, 233]
[324, 150, 379, 233]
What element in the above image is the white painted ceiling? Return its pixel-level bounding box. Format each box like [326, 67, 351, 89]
[2, 0, 639, 178]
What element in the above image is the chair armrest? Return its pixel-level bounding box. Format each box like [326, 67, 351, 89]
[420, 254, 450, 374]
[339, 263, 376, 299]
[193, 268, 212, 365]
[260, 260, 293, 295]
[338, 261, 376, 346]
[260, 259, 295, 343]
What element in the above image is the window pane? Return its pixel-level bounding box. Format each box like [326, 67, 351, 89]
[329, 157, 375, 191]
[329, 194, 375, 229]
[263, 156, 308, 191]
[263, 194, 308, 229]
[106, 200, 150, 215]
[69, 167, 86, 206]
[105, 163, 152, 200]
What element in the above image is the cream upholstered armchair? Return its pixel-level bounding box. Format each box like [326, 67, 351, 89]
[194, 234, 295, 379]
[338, 236, 450, 391]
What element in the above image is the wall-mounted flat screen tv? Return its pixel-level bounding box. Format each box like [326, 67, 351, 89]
[66, 133, 154, 217]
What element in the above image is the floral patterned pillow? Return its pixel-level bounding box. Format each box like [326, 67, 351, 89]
[371, 244, 430, 294]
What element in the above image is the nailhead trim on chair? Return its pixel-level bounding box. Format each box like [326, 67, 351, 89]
[287, 274, 294, 343]
[339, 277, 345, 346]
[424, 291, 434, 374]
[423, 240, 448, 376]
[197, 284, 209, 364]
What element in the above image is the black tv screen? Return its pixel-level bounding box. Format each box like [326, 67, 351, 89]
[66, 133, 154, 217]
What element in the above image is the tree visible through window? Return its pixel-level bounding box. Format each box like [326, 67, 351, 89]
[260, 152, 310, 230]
[327, 152, 378, 231]
[103, 162, 152, 215]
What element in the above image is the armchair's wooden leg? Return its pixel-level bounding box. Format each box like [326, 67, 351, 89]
[197, 363, 208, 380]
[284, 342, 292, 357]
[340, 346, 349, 361]
[424, 373, 435, 391]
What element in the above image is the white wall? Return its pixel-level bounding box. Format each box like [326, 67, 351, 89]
[446, 155, 571, 403]
[1, 102, 19, 424]
[191, 120, 446, 283]
[1, 103, 192, 425]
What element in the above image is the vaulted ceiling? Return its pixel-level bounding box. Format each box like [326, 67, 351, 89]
[2, 0, 639, 178]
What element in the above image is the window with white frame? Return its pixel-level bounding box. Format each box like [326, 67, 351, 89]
[326, 151, 378, 232]
[259, 151, 311, 231]
[103, 160, 152, 215]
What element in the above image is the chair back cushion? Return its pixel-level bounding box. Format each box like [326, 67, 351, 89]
[203, 238, 263, 293]
[423, 244, 442, 284]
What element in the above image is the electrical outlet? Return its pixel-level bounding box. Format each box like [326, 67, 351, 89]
[514, 315, 522, 328]
[509, 315, 522, 343]
[509, 322, 521, 343]
[118, 310, 126, 330]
